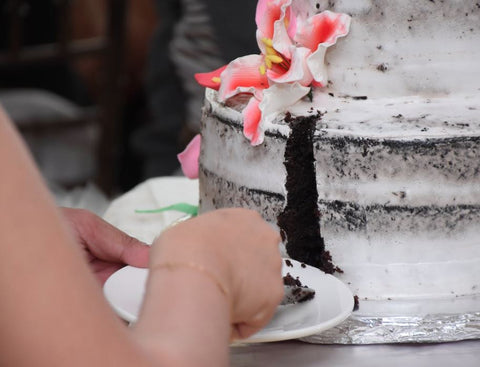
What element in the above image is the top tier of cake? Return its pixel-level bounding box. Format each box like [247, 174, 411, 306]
[304, 0, 480, 98]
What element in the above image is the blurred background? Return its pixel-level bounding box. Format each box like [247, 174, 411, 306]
[0, 0, 257, 214]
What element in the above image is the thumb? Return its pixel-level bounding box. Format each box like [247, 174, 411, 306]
[115, 233, 150, 268]
[61, 207, 150, 267]
[105, 229, 150, 268]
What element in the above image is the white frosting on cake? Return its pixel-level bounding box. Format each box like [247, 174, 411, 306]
[295, 92, 480, 139]
[323, 0, 480, 98]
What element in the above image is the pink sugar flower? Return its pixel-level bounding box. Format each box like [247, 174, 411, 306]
[193, 1, 351, 146]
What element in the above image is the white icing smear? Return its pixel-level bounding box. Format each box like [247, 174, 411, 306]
[316, 180, 480, 207]
[336, 259, 480, 301]
[288, 92, 480, 138]
[326, 229, 480, 301]
[324, 230, 480, 264]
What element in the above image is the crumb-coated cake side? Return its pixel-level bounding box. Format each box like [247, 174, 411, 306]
[199, 88, 480, 301]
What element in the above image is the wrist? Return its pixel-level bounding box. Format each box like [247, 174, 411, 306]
[152, 234, 234, 298]
[133, 261, 231, 366]
[150, 261, 230, 301]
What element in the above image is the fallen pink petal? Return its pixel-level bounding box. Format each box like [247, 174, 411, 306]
[177, 134, 202, 179]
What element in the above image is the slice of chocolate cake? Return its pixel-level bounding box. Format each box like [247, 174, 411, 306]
[277, 112, 336, 274]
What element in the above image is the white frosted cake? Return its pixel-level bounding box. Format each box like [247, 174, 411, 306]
[180, 0, 480, 342]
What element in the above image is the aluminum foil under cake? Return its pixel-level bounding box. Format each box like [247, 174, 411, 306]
[302, 296, 480, 344]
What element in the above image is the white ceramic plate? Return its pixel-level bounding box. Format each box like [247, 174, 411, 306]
[104, 258, 354, 343]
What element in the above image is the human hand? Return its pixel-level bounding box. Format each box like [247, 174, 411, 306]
[150, 208, 284, 340]
[61, 208, 150, 285]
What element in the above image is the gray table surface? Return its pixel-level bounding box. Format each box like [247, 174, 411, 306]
[230, 339, 480, 366]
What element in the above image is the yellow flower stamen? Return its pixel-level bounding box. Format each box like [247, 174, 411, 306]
[265, 46, 277, 56]
[212, 76, 221, 84]
[266, 54, 284, 64]
[261, 37, 273, 47]
[260, 37, 291, 73]
[259, 64, 266, 75]
[265, 58, 273, 69]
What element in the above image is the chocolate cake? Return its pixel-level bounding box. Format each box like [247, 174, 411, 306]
[283, 272, 316, 304]
[194, 0, 480, 307]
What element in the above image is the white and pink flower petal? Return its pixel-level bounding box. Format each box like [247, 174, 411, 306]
[294, 10, 351, 52]
[250, 82, 310, 145]
[194, 65, 227, 90]
[267, 45, 313, 86]
[256, 0, 294, 58]
[218, 55, 269, 101]
[271, 2, 295, 59]
[177, 134, 201, 179]
[243, 97, 263, 145]
[306, 45, 329, 87]
[256, 0, 292, 40]
[259, 82, 311, 119]
[243, 82, 311, 146]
